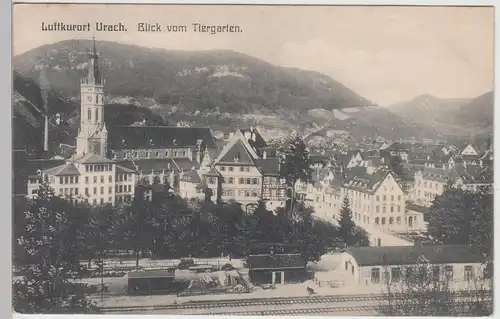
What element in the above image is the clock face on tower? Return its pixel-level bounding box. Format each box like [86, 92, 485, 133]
[87, 95, 93, 102]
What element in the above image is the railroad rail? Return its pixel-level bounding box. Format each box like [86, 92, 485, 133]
[101, 291, 492, 313]
[210, 301, 494, 316]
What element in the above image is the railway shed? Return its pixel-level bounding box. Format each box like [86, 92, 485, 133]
[246, 253, 308, 286]
[127, 269, 186, 295]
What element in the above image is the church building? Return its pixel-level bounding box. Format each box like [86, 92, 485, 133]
[26, 39, 217, 206]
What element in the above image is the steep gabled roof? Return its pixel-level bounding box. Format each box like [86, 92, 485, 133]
[215, 130, 259, 165]
[218, 139, 255, 164]
[107, 126, 217, 150]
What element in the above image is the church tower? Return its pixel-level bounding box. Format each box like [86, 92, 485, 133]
[76, 37, 108, 157]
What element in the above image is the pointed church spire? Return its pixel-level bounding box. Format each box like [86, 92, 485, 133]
[86, 36, 102, 85]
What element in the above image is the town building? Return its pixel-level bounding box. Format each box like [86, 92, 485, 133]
[384, 142, 412, 162]
[413, 166, 492, 207]
[342, 167, 408, 232]
[176, 128, 288, 210]
[339, 245, 487, 288]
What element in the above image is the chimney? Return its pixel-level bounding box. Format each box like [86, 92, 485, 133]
[44, 115, 49, 152]
[262, 151, 267, 159]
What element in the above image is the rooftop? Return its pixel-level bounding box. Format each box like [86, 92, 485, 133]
[108, 126, 217, 150]
[246, 253, 306, 270]
[73, 152, 115, 164]
[345, 245, 485, 267]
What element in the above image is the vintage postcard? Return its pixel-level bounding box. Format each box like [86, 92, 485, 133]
[12, 3, 494, 316]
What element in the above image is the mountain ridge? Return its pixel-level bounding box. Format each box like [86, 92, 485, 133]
[13, 39, 454, 149]
[388, 91, 492, 136]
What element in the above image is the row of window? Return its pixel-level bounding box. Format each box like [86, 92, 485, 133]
[76, 197, 111, 206]
[85, 164, 113, 173]
[221, 189, 260, 197]
[58, 188, 79, 196]
[265, 189, 286, 197]
[375, 205, 402, 213]
[346, 192, 402, 203]
[418, 180, 442, 189]
[85, 175, 111, 184]
[60, 176, 79, 184]
[367, 265, 476, 284]
[119, 150, 188, 159]
[376, 194, 402, 202]
[117, 174, 133, 182]
[219, 166, 250, 172]
[263, 177, 283, 185]
[116, 185, 133, 193]
[223, 177, 260, 185]
[374, 216, 402, 226]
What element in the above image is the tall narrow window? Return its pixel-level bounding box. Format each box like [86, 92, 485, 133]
[88, 108, 91, 121]
[95, 108, 99, 122]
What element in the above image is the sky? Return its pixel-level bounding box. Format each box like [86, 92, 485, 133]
[13, 4, 494, 106]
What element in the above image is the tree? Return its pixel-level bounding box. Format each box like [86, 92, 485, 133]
[13, 176, 99, 313]
[378, 254, 456, 316]
[109, 197, 152, 266]
[378, 252, 492, 316]
[279, 134, 313, 217]
[338, 196, 356, 245]
[427, 186, 493, 257]
[388, 155, 403, 177]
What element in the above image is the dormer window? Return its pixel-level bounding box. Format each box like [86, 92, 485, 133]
[173, 139, 178, 145]
[146, 152, 150, 158]
[134, 151, 138, 158]
[234, 152, 241, 162]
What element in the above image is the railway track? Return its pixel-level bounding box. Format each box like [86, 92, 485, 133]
[211, 305, 381, 315]
[101, 291, 492, 313]
[210, 301, 494, 316]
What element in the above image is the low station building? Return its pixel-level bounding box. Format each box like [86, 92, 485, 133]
[246, 253, 308, 286]
[339, 245, 487, 288]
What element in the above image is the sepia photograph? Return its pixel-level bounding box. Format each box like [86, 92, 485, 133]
[11, 3, 494, 316]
